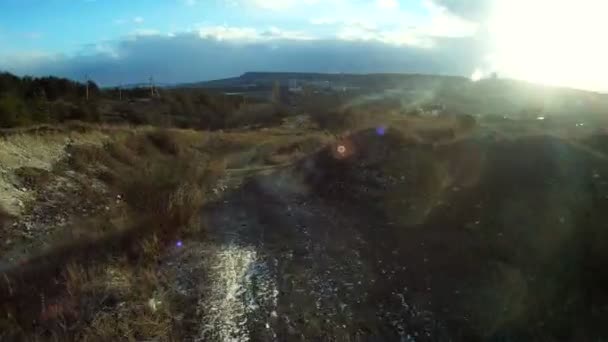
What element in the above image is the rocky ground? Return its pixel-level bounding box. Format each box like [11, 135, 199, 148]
[2, 118, 608, 341]
[161, 125, 608, 341]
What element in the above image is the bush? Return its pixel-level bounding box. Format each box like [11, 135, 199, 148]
[14, 166, 51, 190]
[225, 103, 287, 128]
[146, 129, 183, 155]
[49, 100, 75, 122]
[69, 101, 101, 122]
[0, 206, 11, 228]
[0, 94, 29, 127]
[309, 107, 385, 133]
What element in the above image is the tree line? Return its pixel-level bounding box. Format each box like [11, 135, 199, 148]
[0, 71, 293, 130]
[0, 72, 101, 127]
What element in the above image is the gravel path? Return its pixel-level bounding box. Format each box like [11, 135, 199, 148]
[197, 168, 447, 341]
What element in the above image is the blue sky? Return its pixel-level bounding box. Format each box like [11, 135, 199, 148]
[1, 0, 606, 91]
[0, 0, 432, 54]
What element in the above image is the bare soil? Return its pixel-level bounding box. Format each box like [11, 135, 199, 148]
[197, 127, 608, 341]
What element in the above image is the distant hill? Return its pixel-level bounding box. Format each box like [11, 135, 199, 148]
[177, 72, 468, 89]
[107, 82, 176, 90]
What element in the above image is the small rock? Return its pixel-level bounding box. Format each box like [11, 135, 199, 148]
[147, 298, 160, 312]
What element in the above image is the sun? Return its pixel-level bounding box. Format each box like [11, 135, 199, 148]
[485, 0, 608, 91]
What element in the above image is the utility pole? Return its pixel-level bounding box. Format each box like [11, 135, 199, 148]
[118, 84, 123, 101]
[271, 80, 281, 104]
[85, 74, 90, 101]
[149, 76, 160, 98]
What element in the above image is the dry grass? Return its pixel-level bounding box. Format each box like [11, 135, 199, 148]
[0, 205, 11, 228]
[0, 127, 225, 340]
[62, 261, 174, 341]
[225, 103, 287, 128]
[14, 166, 52, 190]
[0, 123, 330, 340]
[0, 128, 110, 215]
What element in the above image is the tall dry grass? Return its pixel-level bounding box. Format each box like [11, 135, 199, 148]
[0, 127, 224, 340]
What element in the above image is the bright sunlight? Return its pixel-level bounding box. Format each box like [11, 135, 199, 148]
[485, 0, 608, 92]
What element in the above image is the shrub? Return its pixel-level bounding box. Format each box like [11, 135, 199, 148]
[0, 206, 11, 228]
[14, 166, 51, 190]
[0, 94, 29, 127]
[309, 107, 385, 133]
[146, 129, 183, 156]
[225, 103, 287, 128]
[49, 100, 75, 122]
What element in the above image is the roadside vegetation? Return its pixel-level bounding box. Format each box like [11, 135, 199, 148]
[0, 118, 331, 340]
[0, 72, 288, 130]
[0, 126, 224, 340]
[2, 70, 608, 340]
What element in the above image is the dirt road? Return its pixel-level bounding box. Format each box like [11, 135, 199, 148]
[192, 128, 608, 341]
[197, 169, 448, 341]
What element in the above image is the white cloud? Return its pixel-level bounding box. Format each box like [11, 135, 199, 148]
[251, 0, 297, 10]
[310, 17, 337, 25]
[131, 28, 161, 37]
[248, 0, 326, 11]
[133, 16, 144, 24]
[196, 25, 313, 41]
[420, 0, 478, 37]
[194, 22, 433, 47]
[0, 31, 479, 86]
[376, 0, 399, 9]
[197, 26, 260, 41]
[337, 24, 434, 48]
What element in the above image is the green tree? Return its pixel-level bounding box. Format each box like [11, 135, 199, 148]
[0, 94, 29, 127]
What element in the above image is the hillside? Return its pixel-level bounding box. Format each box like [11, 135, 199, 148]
[185, 71, 608, 122]
[1, 70, 608, 340]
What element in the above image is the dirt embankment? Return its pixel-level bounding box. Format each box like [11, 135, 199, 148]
[2, 117, 608, 340]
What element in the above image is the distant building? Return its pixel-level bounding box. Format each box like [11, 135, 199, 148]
[331, 85, 360, 92]
[288, 79, 303, 93]
[307, 80, 331, 89]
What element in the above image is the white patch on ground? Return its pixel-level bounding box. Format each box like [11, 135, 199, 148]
[197, 244, 277, 342]
[0, 131, 108, 215]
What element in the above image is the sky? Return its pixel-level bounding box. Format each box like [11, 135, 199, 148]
[0, 0, 607, 92]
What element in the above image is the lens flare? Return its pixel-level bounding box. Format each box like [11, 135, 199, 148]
[332, 139, 355, 160]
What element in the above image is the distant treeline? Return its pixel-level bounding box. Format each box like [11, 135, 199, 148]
[0, 72, 101, 127]
[0, 72, 287, 130]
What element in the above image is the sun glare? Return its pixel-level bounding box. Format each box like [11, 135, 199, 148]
[485, 0, 608, 91]
[470, 68, 483, 82]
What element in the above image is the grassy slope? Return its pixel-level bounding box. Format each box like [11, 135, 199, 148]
[0, 122, 330, 340]
[0, 75, 607, 339]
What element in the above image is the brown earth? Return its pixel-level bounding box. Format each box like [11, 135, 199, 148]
[2, 119, 608, 341]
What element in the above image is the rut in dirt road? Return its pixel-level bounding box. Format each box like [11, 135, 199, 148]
[199, 165, 446, 341]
